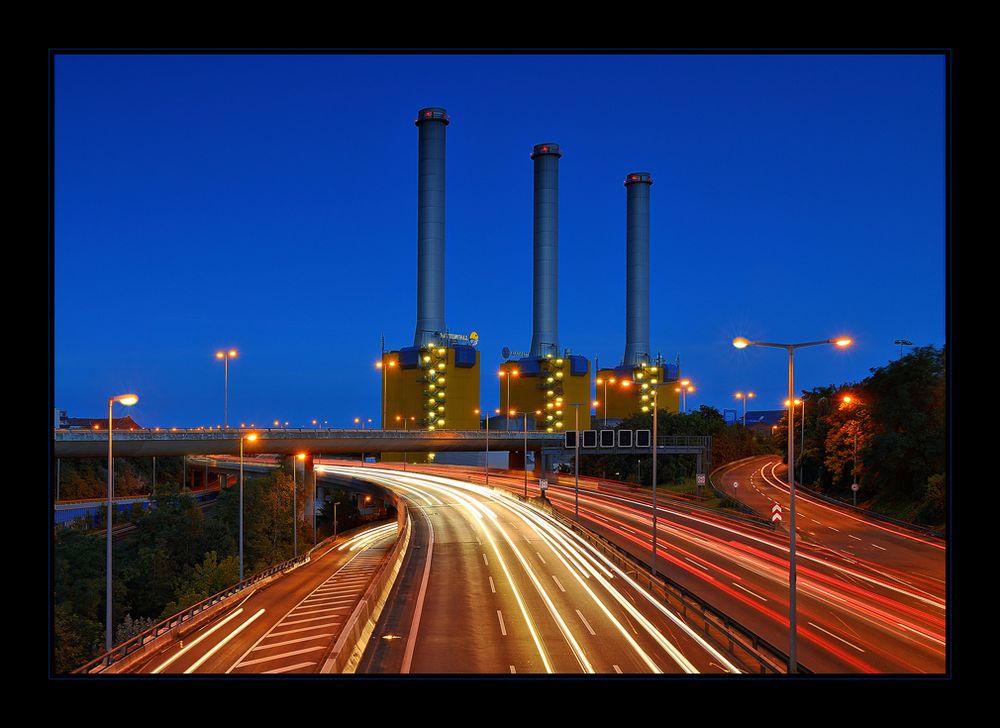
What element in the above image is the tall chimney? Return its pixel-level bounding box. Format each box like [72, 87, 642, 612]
[623, 172, 653, 367]
[529, 143, 561, 358]
[413, 107, 449, 347]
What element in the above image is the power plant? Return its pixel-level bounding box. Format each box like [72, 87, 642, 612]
[378, 109, 680, 456]
[499, 143, 591, 434]
[595, 173, 680, 423]
[380, 108, 480, 462]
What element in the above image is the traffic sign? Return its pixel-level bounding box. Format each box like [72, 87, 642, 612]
[851, 483, 859, 492]
[696, 474, 706, 485]
[771, 502, 783, 523]
[539, 479, 548, 491]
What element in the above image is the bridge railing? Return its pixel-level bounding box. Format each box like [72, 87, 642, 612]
[545, 505, 810, 674]
[72, 548, 313, 674]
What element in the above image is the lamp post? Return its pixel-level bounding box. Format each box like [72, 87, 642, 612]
[894, 338, 913, 360]
[843, 395, 866, 506]
[215, 350, 237, 428]
[785, 398, 805, 486]
[499, 368, 518, 430]
[239, 432, 258, 581]
[513, 410, 544, 498]
[293, 453, 305, 557]
[733, 335, 852, 673]
[396, 415, 415, 471]
[596, 377, 616, 426]
[106, 393, 138, 654]
[735, 391, 755, 426]
[567, 403, 592, 521]
[376, 359, 397, 429]
[651, 385, 659, 577]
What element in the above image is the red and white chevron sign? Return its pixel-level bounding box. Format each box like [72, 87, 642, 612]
[771, 503, 783, 523]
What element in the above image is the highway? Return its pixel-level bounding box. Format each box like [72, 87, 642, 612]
[713, 456, 945, 583]
[130, 522, 397, 674]
[350, 458, 945, 674]
[327, 466, 746, 674]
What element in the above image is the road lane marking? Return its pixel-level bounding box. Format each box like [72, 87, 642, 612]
[252, 634, 334, 651]
[489, 576, 496, 593]
[731, 582, 768, 601]
[808, 622, 865, 653]
[848, 534, 862, 541]
[187, 608, 265, 673]
[576, 610, 597, 636]
[810, 519, 821, 524]
[236, 645, 326, 668]
[151, 607, 246, 673]
[401, 509, 434, 674]
[482, 553, 489, 566]
[269, 623, 340, 638]
[287, 606, 349, 617]
[509, 665, 516, 673]
[262, 662, 316, 674]
[684, 557, 709, 571]
[871, 543, 887, 551]
[497, 610, 507, 636]
[552, 575, 566, 592]
[613, 664, 622, 673]
[536, 552, 546, 565]
[283, 613, 351, 626]
[828, 526, 840, 532]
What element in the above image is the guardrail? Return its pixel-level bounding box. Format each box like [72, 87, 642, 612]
[321, 510, 412, 673]
[792, 481, 944, 539]
[708, 467, 773, 523]
[714, 457, 944, 540]
[545, 505, 809, 674]
[73, 548, 314, 674]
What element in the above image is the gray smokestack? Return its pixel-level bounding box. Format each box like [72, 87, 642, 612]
[623, 172, 653, 367]
[529, 143, 561, 358]
[413, 107, 449, 347]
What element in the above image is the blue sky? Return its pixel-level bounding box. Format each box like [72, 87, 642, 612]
[54, 52, 946, 428]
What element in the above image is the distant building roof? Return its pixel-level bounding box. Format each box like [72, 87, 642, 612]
[64, 416, 144, 431]
[743, 410, 785, 427]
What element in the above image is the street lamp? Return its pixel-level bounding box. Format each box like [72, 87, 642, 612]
[595, 376, 616, 426]
[894, 339, 913, 360]
[733, 334, 852, 673]
[499, 368, 518, 430]
[567, 403, 592, 521]
[239, 432, 259, 582]
[105, 392, 138, 654]
[842, 395, 866, 506]
[293, 453, 306, 557]
[785, 398, 805, 486]
[215, 350, 237, 428]
[735, 391, 755, 426]
[396, 415, 415, 470]
[512, 409, 543, 499]
[482, 408, 501, 486]
[376, 358, 396, 428]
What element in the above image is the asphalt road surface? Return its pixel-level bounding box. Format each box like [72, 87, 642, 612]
[330, 466, 745, 674]
[130, 523, 397, 674]
[349, 460, 945, 674]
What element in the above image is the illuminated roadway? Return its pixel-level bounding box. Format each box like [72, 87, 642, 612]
[130, 524, 398, 674]
[326, 466, 745, 674]
[360, 458, 945, 674]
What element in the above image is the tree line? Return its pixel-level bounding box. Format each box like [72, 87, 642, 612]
[772, 345, 945, 528]
[53, 464, 362, 673]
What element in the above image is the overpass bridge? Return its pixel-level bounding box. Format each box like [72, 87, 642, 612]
[53, 428, 564, 459]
